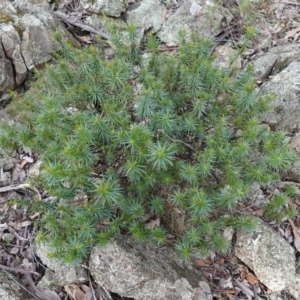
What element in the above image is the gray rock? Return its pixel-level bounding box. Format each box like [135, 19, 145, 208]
[0, 0, 77, 93]
[86, 14, 126, 37]
[80, 0, 128, 17]
[0, 270, 33, 300]
[235, 219, 295, 292]
[287, 273, 300, 300]
[253, 44, 300, 81]
[1, 24, 27, 85]
[158, 0, 232, 46]
[35, 242, 88, 289]
[86, 14, 144, 46]
[288, 135, 300, 182]
[41, 290, 61, 300]
[89, 237, 212, 300]
[286, 273, 300, 300]
[0, 34, 15, 95]
[126, 0, 165, 32]
[213, 45, 241, 69]
[259, 61, 300, 132]
[19, 17, 56, 69]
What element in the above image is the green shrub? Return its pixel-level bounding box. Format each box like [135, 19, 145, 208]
[1, 29, 297, 263]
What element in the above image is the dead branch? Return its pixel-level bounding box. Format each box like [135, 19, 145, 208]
[0, 183, 31, 193]
[2, 269, 40, 300]
[54, 11, 112, 40]
[7, 225, 29, 242]
[24, 273, 53, 300]
[0, 263, 40, 276]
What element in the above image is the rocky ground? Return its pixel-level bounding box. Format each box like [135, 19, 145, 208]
[2, 0, 300, 299]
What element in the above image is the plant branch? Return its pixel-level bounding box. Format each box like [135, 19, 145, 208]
[24, 273, 53, 300]
[0, 264, 40, 276]
[158, 130, 195, 151]
[280, 181, 300, 187]
[6, 224, 29, 241]
[2, 269, 41, 300]
[54, 11, 112, 41]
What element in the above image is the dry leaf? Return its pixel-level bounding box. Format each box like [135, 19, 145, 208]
[0, 203, 8, 213]
[202, 270, 211, 279]
[240, 266, 248, 280]
[21, 155, 34, 163]
[288, 218, 300, 252]
[84, 284, 97, 300]
[81, 285, 89, 293]
[284, 225, 292, 239]
[296, 214, 300, 228]
[146, 218, 160, 229]
[252, 209, 264, 217]
[11, 165, 26, 182]
[20, 159, 28, 169]
[8, 221, 31, 229]
[30, 212, 41, 219]
[73, 286, 86, 300]
[65, 284, 78, 300]
[83, 288, 93, 300]
[194, 259, 212, 267]
[289, 198, 297, 210]
[246, 273, 259, 285]
[77, 36, 92, 44]
[266, 288, 272, 294]
[234, 279, 254, 298]
[284, 26, 300, 42]
[223, 227, 234, 241]
[41, 290, 61, 300]
[223, 290, 236, 294]
[220, 277, 233, 289]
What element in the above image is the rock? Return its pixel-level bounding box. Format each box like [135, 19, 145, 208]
[213, 45, 241, 69]
[0, 0, 78, 94]
[235, 219, 295, 292]
[1, 24, 27, 85]
[126, 0, 165, 32]
[158, 0, 232, 46]
[89, 237, 212, 300]
[259, 61, 300, 132]
[0, 270, 33, 300]
[253, 44, 300, 81]
[86, 14, 144, 46]
[2, 233, 15, 243]
[0, 28, 15, 94]
[41, 290, 61, 300]
[19, 16, 55, 69]
[269, 294, 284, 300]
[86, 14, 126, 38]
[80, 0, 128, 17]
[15, 0, 77, 68]
[35, 242, 88, 289]
[287, 273, 300, 300]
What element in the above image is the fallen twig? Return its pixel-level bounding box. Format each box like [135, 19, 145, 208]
[24, 273, 53, 300]
[54, 11, 112, 40]
[281, 181, 300, 187]
[158, 130, 195, 151]
[283, 1, 300, 5]
[7, 225, 28, 242]
[0, 183, 31, 193]
[0, 183, 41, 201]
[234, 279, 254, 297]
[2, 269, 40, 300]
[0, 263, 40, 276]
